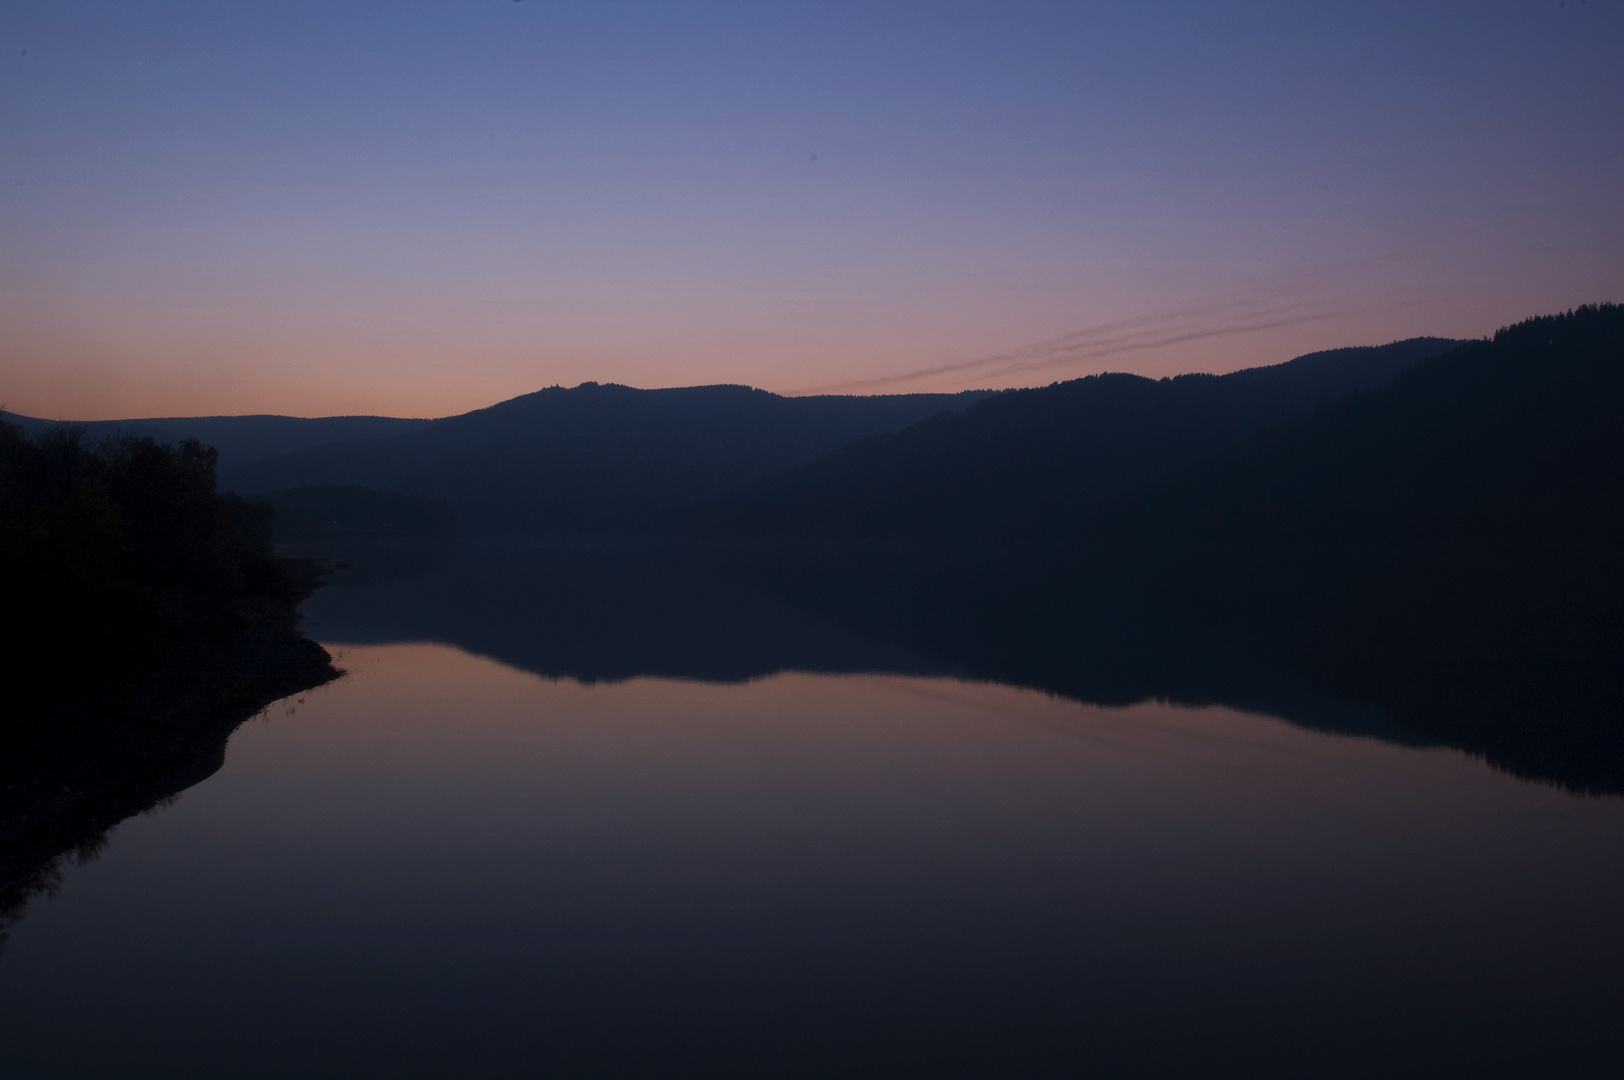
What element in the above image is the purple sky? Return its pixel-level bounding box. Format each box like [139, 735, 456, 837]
[3, 1, 1620, 419]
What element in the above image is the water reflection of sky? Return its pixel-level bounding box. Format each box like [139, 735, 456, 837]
[2, 641, 1622, 1078]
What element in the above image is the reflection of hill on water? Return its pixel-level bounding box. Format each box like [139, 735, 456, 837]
[0, 631, 337, 958]
[303, 535, 1425, 744]
[305, 535, 1624, 795]
[303, 536, 953, 686]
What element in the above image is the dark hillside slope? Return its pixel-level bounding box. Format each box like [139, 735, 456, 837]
[1153, 305, 1624, 553]
[1126, 304, 1624, 784]
[1144, 306, 1624, 655]
[0, 413, 433, 474]
[703, 309, 1620, 789]
[227, 384, 990, 530]
[714, 337, 1459, 534]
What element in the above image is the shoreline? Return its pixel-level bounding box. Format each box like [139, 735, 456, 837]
[0, 560, 340, 951]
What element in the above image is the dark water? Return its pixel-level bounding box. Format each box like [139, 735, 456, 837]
[2, 539, 1622, 1078]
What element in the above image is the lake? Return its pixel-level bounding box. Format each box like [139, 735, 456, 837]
[2, 540, 1622, 1077]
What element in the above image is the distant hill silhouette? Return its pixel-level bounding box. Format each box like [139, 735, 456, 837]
[1143, 307, 1624, 556]
[703, 306, 1624, 790]
[1122, 305, 1624, 770]
[708, 337, 1461, 535]
[13, 311, 1617, 787]
[0, 413, 432, 474]
[226, 384, 992, 530]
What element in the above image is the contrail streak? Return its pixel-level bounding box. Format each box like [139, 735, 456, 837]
[793, 296, 1314, 395]
[972, 301, 1422, 385]
[790, 254, 1413, 396]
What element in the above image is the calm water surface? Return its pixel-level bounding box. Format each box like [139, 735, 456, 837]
[3, 602, 1623, 1075]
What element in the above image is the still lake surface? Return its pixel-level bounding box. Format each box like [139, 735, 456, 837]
[3, 540, 1623, 1077]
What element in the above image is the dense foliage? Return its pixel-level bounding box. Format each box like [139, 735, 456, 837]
[0, 423, 287, 714]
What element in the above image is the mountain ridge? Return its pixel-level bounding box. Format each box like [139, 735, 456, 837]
[706, 336, 1463, 535]
[0, 412, 434, 474]
[224, 384, 994, 529]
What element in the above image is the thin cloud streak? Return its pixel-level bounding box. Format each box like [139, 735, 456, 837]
[793, 297, 1306, 396]
[792, 255, 1415, 396]
[973, 301, 1425, 386]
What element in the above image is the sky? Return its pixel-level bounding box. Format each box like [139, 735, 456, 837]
[1, 1, 1620, 420]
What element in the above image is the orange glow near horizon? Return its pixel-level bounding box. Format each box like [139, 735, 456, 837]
[0, 276, 1580, 421]
[3, 3, 1619, 421]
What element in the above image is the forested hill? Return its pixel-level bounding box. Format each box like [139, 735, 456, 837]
[15, 337, 1453, 537]
[0, 413, 432, 475]
[1122, 304, 1624, 783]
[708, 336, 1461, 534]
[225, 384, 991, 530]
[1135, 304, 1624, 558]
[0, 424, 325, 716]
[700, 306, 1623, 788]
